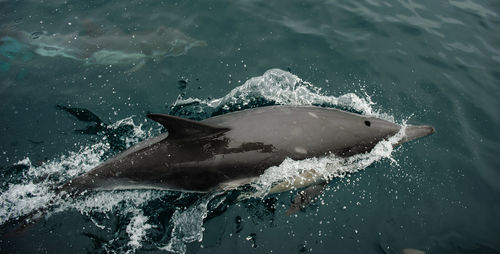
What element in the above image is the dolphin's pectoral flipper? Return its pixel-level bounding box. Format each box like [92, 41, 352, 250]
[286, 180, 328, 216]
[147, 114, 230, 139]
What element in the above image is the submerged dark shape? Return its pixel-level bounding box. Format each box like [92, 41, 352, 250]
[60, 105, 435, 199]
[56, 105, 133, 151]
[4, 26, 207, 66]
[286, 180, 328, 215]
[56, 105, 103, 124]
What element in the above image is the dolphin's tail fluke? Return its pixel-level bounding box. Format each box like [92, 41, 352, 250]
[397, 125, 435, 145]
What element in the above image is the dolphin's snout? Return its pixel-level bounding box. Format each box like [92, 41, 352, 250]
[397, 125, 435, 145]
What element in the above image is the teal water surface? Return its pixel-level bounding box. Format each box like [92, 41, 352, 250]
[1, 0, 499, 253]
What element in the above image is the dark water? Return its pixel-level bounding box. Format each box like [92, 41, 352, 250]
[1, 0, 499, 253]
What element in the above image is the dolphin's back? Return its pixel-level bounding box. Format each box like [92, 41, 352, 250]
[203, 106, 400, 158]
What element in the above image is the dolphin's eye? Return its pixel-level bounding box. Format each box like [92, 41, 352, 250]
[364, 120, 371, 127]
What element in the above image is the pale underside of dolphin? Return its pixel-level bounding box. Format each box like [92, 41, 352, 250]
[60, 105, 434, 207]
[14, 26, 206, 66]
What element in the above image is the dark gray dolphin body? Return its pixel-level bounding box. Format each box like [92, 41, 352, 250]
[61, 105, 434, 195]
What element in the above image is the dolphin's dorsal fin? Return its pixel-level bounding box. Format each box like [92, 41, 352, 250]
[147, 114, 229, 139]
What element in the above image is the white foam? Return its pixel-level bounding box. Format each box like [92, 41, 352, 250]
[171, 69, 394, 122]
[0, 180, 54, 224]
[126, 211, 152, 252]
[65, 190, 162, 215]
[108, 116, 150, 148]
[0, 116, 150, 225]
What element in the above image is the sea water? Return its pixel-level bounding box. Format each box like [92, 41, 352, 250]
[1, 1, 499, 253]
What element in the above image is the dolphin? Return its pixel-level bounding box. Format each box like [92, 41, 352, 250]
[60, 105, 434, 202]
[4, 26, 206, 67]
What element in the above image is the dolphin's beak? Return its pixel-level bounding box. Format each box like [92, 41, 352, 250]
[396, 125, 435, 146]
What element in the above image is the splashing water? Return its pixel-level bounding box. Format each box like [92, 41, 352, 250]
[0, 69, 407, 253]
[170, 69, 394, 122]
[248, 122, 408, 198]
[126, 211, 153, 253]
[161, 193, 217, 254]
[0, 117, 150, 225]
